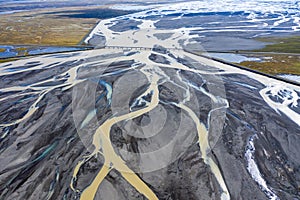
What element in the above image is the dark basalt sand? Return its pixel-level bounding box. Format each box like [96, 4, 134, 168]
[0, 47, 299, 200]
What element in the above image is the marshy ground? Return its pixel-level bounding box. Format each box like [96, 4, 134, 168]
[0, 6, 136, 61]
[0, 7, 99, 46]
[0, 6, 135, 46]
[239, 53, 300, 75]
[238, 36, 300, 76]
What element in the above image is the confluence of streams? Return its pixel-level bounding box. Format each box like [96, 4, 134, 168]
[0, 48, 232, 199]
[70, 50, 230, 200]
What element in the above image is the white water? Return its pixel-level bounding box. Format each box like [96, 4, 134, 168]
[85, 0, 300, 46]
[245, 135, 279, 200]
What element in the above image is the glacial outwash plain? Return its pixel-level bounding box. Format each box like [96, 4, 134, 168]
[0, 1, 300, 200]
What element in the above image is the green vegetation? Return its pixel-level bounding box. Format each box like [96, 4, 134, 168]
[239, 54, 300, 75]
[0, 7, 100, 46]
[236, 36, 300, 75]
[255, 36, 300, 53]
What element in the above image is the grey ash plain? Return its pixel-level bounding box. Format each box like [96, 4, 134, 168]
[0, 47, 299, 199]
[1, 1, 300, 200]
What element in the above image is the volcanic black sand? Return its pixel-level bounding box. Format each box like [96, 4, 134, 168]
[1, 1, 300, 200]
[0, 46, 299, 200]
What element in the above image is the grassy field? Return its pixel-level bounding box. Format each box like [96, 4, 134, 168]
[0, 7, 102, 46]
[0, 6, 138, 63]
[0, 6, 137, 47]
[238, 54, 300, 75]
[236, 36, 300, 75]
[255, 36, 300, 54]
[0, 7, 100, 63]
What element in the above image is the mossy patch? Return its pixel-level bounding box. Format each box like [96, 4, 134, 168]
[234, 36, 300, 75]
[0, 7, 101, 46]
[238, 54, 300, 75]
[255, 36, 300, 54]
